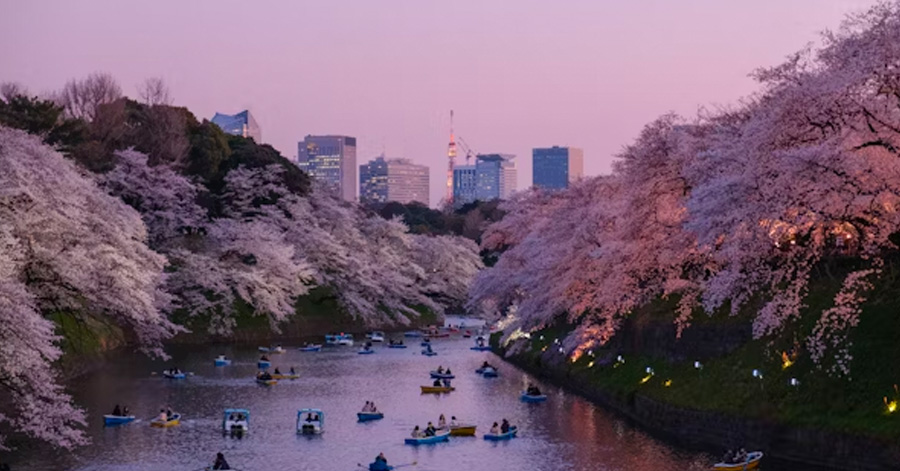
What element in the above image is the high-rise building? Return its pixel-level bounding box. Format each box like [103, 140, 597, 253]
[532, 146, 583, 189]
[452, 164, 477, 206]
[359, 155, 430, 205]
[297, 135, 357, 201]
[475, 154, 517, 201]
[211, 110, 261, 142]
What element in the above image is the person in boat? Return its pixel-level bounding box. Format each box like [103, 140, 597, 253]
[441, 378, 451, 388]
[273, 367, 282, 375]
[212, 452, 230, 470]
[501, 418, 510, 433]
[436, 366, 444, 374]
[446, 368, 452, 375]
[735, 448, 748, 463]
[370, 452, 389, 471]
[424, 422, 436, 436]
[166, 407, 174, 420]
[122, 406, 129, 416]
[432, 378, 442, 387]
[306, 413, 316, 423]
[112, 404, 121, 416]
[477, 338, 485, 347]
[481, 361, 491, 369]
[229, 413, 236, 421]
[526, 384, 542, 396]
[438, 414, 447, 428]
[411, 425, 422, 438]
[722, 450, 734, 464]
[450, 416, 459, 427]
[289, 366, 296, 375]
[158, 409, 168, 422]
[490, 422, 500, 435]
[260, 355, 269, 362]
[370, 402, 378, 412]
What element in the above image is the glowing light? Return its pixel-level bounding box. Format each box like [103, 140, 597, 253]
[541, 346, 547, 352]
[752, 369, 763, 379]
[539, 335, 544, 341]
[558, 347, 564, 354]
[790, 378, 800, 387]
[588, 361, 595, 368]
[554, 338, 559, 344]
[781, 351, 794, 369]
[645, 366, 654, 374]
[614, 355, 625, 368]
[588, 350, 594, 357]
[639, 374, 653, 384]
[693, 361, 703, 370]
[885, 397, 898, 414]
[664, 379, 672, 387]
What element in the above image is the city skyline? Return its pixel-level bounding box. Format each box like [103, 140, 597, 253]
[0, 0, 878, 206]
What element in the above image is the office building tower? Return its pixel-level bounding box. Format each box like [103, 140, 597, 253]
[297, 135, 357, 201]
[475, 154, 517, 201]
[532, 146, 584, 189]
[210, 110, 261, 142]
[452, 164, 477, 206]
[359, 156, 430, 205]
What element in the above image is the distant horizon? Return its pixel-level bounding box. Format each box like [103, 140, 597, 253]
[1, 0, 879, 206]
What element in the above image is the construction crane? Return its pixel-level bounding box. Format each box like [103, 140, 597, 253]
[456, 135, 478, 165]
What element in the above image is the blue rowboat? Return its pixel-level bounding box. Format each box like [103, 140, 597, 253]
[162, 371, 186, 379]
[482, 367, 498, 378]
[421, 350, 438, 356]
[470, 346, 492, 351]
[420, 341, 431, 347]
[484, 426, 518, 441]
[357, 412, 384, 422]
[368, 462, 394, 471]
[298, 345, 322, 352]
[103, 415, 135, 426]
[404, 431, 450, 445]
[358, 349, 375, 355]
[520, 392, 547, 403]
[258, 346, 270, 353]
[388, 344, 407, 349]
[429, 371, 455, 379]
[403, 331, 423, 337]
[258, 360, 271, 369]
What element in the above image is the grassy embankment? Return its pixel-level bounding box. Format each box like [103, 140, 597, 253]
[502, 259, 900, 441]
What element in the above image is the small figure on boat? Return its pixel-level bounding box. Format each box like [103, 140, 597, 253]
[361, 401, 378, 412]
[450, 416, 459, 426]
[165, 406, 174, 419]
[477, 337, 485, 347]
[211, 452, 231, 470]
[411, 425, 422, 438]
[481, 361, 492, 369]
[370, 452, 390, 471]
[445, 368, 452, 375]
[260, 355, 270, 362]
[256, 370, 273, 381]
[501, 418, 511, 433]
[112, 404, 121, 416]
[438, 414, 447, 428]
[273, 367, 282, 375]
[289, 366, 296, 375]
[424, 422, 436, 436]
[441, 378, 451, 388]
[436, 366, 444, 374]
[122, 405, 129, 416]
[432, 378, 442, 387]
[305, 412, 320, 423]
[490, 422, 500, 434]
[526, 384, 542, 396]
[158, 409, 168, 422]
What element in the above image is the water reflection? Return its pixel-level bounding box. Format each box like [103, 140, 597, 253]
[14, 337, 714, 471]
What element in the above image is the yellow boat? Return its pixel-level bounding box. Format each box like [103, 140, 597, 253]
[449, 424, 476, 436]
[256, 379, 278, 386]
[712, 451, 763, 470]
[150, 413, 181, 428]
[272, 374, 299, 380]
[420, 385, 455, 394]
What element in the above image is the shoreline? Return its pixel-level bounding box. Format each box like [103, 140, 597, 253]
[496, 343, 900, 471]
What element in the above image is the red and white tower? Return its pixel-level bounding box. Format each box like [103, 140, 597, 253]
[446, 110, 457, 205]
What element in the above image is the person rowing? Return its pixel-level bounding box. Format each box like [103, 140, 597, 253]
[260, 355, 269, 362]
[441, 378, 451, 388]
[411, 425, 422, 438]
[526, 384, 542, 396]
[369, 452, 390, 471]
[424, 422, 436, 436]
[112, 404, 122, 416]
[432, 378, 441, 387]
[490, 422, 500, 434]
[211, 452, 230, 470]
[501, 418, 511, 433]
[450, 416, 459, 426]
[438, 414, 447, 428]
[273, 367, 282, 375]
[436, 366, 444, 374]
[289, 366, 296, 375]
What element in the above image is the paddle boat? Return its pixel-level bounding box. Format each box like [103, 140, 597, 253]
[150, 413, 181, 428]
[484, 426, 518, 441]
[357, 411, 385, 422]
[256, 377, 277, 386]
[420, 385, 455, 394]
[358, 346, 375, 354]
[222, 408, 250, 434]
[272, 373, 299, 380]
[214, 355, 231, 366]
[403, 331, 423, 338]
[325, 334, 340, 346]
[257, 359, 271, 369]
[404, 430, 450, 445]
[297, 409, 324, 435]
[713, 451, 763, 470]
[299, 344, 322, 352]
[270, 345, 285, 354]
[422, 350, 438, 356]
[429, 371, 455, 379]
[462, 331, 472, 338]
[449, 424, 477, 436]
[470, 345, 492, 351]
[388, 341, 407, 349]
[162, 369, 186, 379]
[367, 331, 386, 342]
[520, 391, 547, 403]
[482, 366, 499, 378]
[420, 338, 431, 347]
[103, 414, 136, 426]
[337, 333, 355, 346]
[258, 346, 270, 353]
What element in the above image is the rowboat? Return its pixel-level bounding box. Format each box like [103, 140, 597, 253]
[150, 413, 181, 428]
[270, 346, 285, 354]
[484, 426, 518, 441]
[404, 430, 450, 445]
[258, 346, 270, 353]
[272, 374, 299, 380]
[420, 385, 455, 394]
[420, 341, 431, 347]
[404, 331, 423, 337]
[449, 424, 476, 436]
[257, 360, 271, 369]
[388, 344, 407, 349]
[162, 371, 186, 379]
[713, 452, 763, 470]
[470, 346, 492, 351]
[103, 415, 135, 426]
[421, 350, 438, 356]
[214, 356, 231, 366]
[367, 331, 386, 342]
[256, 378, 278, 386]
[358, 349, 375, 355]
[357, 411, 385, 422]
[482, 367, 498, 378]
[520, 392, 547, 403]
[223, 408, 249, 434]
[429, 371, 455, 379]
[298, 344, 322, 352]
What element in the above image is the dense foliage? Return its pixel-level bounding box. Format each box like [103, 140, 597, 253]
[471, 2, 900, 377]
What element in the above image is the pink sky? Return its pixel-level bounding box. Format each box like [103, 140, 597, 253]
[0, 0, 879, 206]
